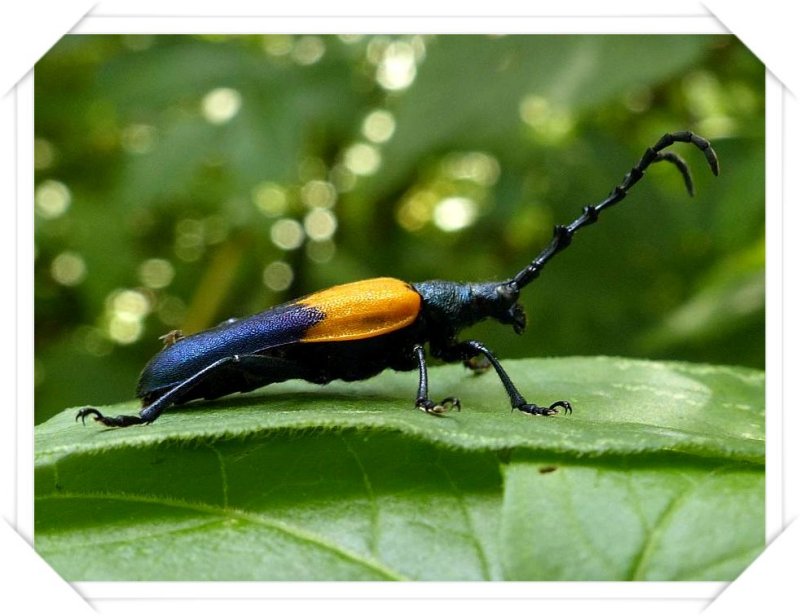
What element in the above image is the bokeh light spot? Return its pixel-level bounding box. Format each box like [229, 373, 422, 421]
[105, 288, 151, 345]
[683, 71, 736, 138]
[77, 325, 113, 357]
[623, 86, 654, 114]
[377, 41, 418, 91]
[396, 190, 436, 232]
[270, 218, 305, 250]
[263, 261, 294, 291]
[519, 95, 574, 143]
[51, 251, 86, 286]
[108, 318, 143, 345]
[300, 179, 337, 209]
[362, 109, 396, 143]
[442, 151, 500, 186]
[343, 143, 381, 176]
[174, 218, 205, 262]
[202, 87, 242, 124]
[34, 138, 57, 170]
[433, 197, 478, 232]
[252, 182, 288, 217]
[35, 180, 71, 219]
[138, 258, 175, 289]
[338, 34, 365, 45]
[292, 36, 325, 65]
[121, 123, 157, 154]
[303, 208, 338, 241]
[110, 289, 151, 318]
[262, 34, 294, 57]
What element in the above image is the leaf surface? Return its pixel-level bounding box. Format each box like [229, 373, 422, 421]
[35, 357, 764, 580]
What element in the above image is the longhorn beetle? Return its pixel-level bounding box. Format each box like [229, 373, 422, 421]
[77, 131, 719, 428]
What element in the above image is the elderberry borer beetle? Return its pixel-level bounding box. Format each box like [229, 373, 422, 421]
[77, 131, 719, 428]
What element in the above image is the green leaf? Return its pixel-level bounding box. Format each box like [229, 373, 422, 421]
[35, 357, 764, 580]
[501, 456, 763, 580]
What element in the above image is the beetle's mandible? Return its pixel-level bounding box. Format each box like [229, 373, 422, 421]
[77, 131, 719, 428]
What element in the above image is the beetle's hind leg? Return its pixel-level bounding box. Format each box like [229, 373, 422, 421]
[413, 345, 461, 415]
[76, 407, 148, 427]
[76, 354, 267, 428]
[76, 389, 177, 427]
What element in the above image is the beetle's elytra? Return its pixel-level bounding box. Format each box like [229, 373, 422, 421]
[77, 131, 719, 428]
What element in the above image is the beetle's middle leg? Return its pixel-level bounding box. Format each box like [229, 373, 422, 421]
[434, 340, 571, 416]
[413, 344, 460, 415]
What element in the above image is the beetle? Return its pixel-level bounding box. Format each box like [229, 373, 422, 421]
[77, 131, 719, 428]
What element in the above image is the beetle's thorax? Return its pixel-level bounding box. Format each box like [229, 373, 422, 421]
[412, 279, 527, 336]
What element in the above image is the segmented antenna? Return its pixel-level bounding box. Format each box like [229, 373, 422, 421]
[512, 131, 719, 290]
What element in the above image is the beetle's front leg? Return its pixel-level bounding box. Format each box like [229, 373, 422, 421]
[433, 339, 572, 416]
[412, 344, 460, 415]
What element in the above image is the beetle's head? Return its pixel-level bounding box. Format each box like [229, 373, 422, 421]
[413, 279, 527, 336]
[469, 280, 527, 334]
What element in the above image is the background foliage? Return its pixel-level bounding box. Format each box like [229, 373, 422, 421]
[34, 34, 764, 424]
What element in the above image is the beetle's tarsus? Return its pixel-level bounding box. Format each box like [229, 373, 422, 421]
[75, 407, 147, 427]
[517, 400, 572, 416]
[417, 396, 461, 415]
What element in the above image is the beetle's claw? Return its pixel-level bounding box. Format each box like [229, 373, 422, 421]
[75, 407, 103, 425]
[517, 400, 572, 416]
[437, 397, 461, 413]
[549, 400, 573, 415]
[417, 396, 461, 416]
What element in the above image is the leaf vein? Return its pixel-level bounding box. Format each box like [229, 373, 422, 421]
[341, 434, 380, 557]
[37, 491, 407, 580]
[436, 455, 493, 581]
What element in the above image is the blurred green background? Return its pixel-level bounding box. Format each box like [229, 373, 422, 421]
[34, 34, 764, 424]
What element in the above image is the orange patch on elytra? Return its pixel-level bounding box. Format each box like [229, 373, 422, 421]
[299, 277, 422, 342]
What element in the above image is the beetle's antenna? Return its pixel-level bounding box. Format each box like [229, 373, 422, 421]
[511, 131, 719, 291]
